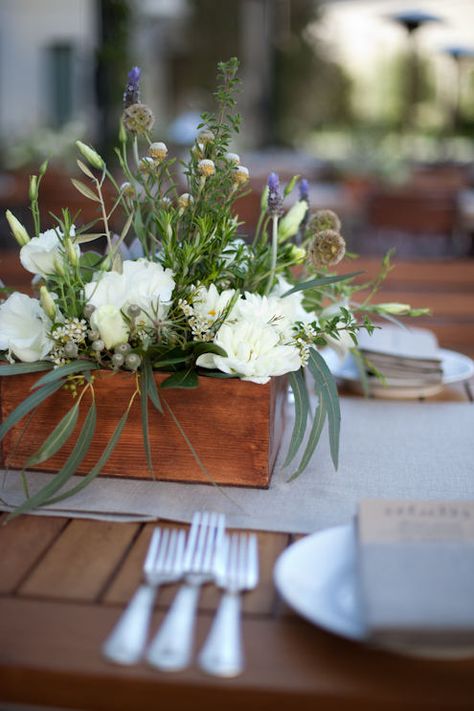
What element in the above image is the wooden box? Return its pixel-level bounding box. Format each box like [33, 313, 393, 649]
[0, 371, 288, 488]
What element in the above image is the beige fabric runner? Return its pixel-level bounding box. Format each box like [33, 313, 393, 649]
[1, 398, 473, 534]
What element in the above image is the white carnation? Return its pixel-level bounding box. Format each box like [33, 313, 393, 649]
[196, 317, 302, 384]
[0, 292, 52, 362]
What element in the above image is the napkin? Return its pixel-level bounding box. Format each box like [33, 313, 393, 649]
[357, 326, 443, 390]
[357, 499, 474, 648]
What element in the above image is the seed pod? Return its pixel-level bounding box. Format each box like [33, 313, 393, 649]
[309, 230, 346, 269]
[125, 353, 141, 370]
[91, 339, 105, 352]
[115, 342, 132, 355]
[64, 341, 79, 358]
[127, 304, 142, 318]
[307, 209, 341, 235]
[112, 353, 125, 368]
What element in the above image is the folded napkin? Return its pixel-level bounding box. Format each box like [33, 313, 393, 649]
[357, 326, 443, 389]
[357, 499, 474, 649]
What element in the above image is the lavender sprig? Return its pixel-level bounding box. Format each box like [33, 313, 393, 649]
[267, 172, 283, 217]
[123, 66, 141, 108]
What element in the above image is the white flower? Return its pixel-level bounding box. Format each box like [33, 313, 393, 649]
[85, 259, 175, 322]
[270, 276, 315, 328]
[90, 305, 129, 350]
[192, 284, 239, 325]
[196, 318, 301, 384]
[236, 283, 312, 341]
[0, 292, 52, 362]
[20, 227, 79, 277]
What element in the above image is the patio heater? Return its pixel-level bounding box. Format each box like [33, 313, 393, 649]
[388, 10, 442, 130]
[441, 45, 474, 131]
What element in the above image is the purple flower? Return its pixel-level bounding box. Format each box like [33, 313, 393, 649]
[123, 66, 141, 108]
[299, 178, 309, 203]
[267, 172, 283, 217]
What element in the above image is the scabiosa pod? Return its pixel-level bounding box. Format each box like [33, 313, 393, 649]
[307, 209, 341, 235]
[309, 229, 346, 269]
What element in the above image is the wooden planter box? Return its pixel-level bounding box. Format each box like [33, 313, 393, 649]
[0, 371, 288, 488]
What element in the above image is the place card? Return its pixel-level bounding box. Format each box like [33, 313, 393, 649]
[357, 499, 474, 648]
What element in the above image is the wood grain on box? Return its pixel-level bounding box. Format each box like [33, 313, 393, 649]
[0, 371, 287, 488]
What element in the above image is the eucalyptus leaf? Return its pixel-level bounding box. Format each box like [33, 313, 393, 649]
[282, 271, 363, 296]
[190, 342, 228, 358]
[143, 358, 163, 413]
[153, 356, 190, 368]
[284, 369, 311, 468]
[42, 401, 132, 505]
[140, 374, 153, 473]
[0, 362, 53, 376]
[25, 399, 80, 467]
[288, 400, 327, 482]
[198, 370, 239, 379]
[71, 178, 100, 202]
[6, 399, 97, 520]
[160, 369, 199, 389]
[0, 380, 64, 443]
[307, 348, 341, 469]
[33, 360, 98, 388]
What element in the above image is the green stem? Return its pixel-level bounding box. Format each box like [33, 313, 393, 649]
[265, 216, 279, 295]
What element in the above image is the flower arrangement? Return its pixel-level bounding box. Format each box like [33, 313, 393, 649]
[0, 59, 426, 518]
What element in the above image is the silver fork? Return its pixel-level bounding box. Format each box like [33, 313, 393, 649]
[102, 527, 185, 665]
[146, 511, 225, 671]
[198, 532, 259, 677]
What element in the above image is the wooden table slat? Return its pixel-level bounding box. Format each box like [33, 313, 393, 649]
[2, 597, 474, 711]
[0, 514, 68, 595]
[18, 519, 141, 602]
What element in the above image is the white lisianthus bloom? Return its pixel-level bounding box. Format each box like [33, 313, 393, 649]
[196, 318, 302, 384]
[90, 305, 129, 350]
[192, 284, 239, 325]
[0, 292, 52, 362]
[20, 227, 79, 277]
[122, 260, 175, 318]
[85, 259, 175, 323]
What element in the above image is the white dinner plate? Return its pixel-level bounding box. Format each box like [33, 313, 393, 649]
[274, 523, 474, 659]
[322, 348, 474, 399]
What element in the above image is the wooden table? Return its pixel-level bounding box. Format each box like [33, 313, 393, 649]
[1, 383, 474, 711]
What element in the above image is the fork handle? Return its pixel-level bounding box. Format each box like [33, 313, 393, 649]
[102, 584, 157, 665]
[146, 583, 200, 671]
[198, 592, 243, 677]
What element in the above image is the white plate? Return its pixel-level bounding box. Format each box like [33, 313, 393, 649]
[274, 524, 474, 659]
[323, 348, 474, 398]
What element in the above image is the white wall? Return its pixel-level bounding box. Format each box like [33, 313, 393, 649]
[0, 0, 98, 139]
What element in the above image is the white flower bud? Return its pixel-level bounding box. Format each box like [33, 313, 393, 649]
[148, 141, 168, 161]
[5, 210, 30, 246]
[233, 166, 249, 186]
[75, 141, 104, 170]
[225, 152, 240, 165]
[39, 286, 57, 319]
[198, 159, 216, 177]
[90, 305, 129, 350]
[278, 201, 308, 242]
[178, 193, 194, 210]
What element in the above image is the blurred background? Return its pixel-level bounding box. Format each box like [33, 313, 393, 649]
[1, 0, 474, 354]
